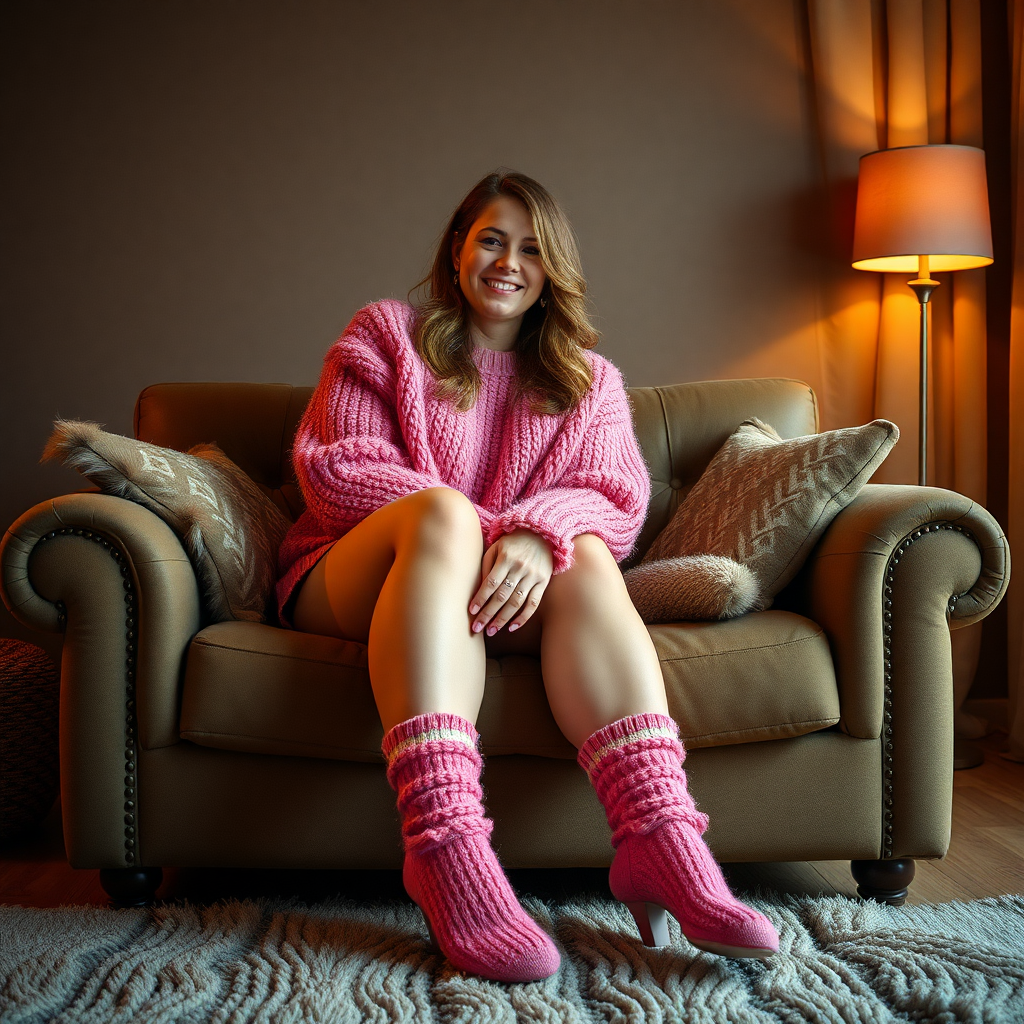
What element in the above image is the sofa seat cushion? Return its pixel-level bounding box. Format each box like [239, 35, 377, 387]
[651, 610, 840, 746]
[179, 611, 840, 762]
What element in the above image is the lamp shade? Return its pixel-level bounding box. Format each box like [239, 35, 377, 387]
[851, 145, 993, 273]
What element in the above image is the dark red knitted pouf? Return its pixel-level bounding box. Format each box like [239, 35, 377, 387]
[0, 639, 59, 842]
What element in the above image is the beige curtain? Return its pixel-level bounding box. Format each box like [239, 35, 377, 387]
[1006, 0, 1024, 762]
[806, 0, 989, 737]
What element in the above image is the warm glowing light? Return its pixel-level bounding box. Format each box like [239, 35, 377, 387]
[852, 145, 994, 273]
[852, 253, 992, 272]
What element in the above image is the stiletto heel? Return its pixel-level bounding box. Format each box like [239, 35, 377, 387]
[624, 901, 671, 947]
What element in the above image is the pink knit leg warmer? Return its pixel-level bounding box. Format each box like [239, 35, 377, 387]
[579, 713, 779, 959]
[382, 712, 560, 982]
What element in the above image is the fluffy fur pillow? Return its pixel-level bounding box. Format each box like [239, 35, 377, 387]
[623, 554, 761, 623]
[641, 417, 899, 609]
[42, 420, 291, 623]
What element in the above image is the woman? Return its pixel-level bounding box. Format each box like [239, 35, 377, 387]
[276, 170, 779, 983]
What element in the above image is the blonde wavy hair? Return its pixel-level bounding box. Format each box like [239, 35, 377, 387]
[411, 170, 598, 416]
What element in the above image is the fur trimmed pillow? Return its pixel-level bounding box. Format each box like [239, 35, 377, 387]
[623, 554, 761, 623]
[640, 417, 899, 609]
[42, 420, 291, 623]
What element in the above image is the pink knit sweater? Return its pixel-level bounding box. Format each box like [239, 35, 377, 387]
[275, 299, 652, 623]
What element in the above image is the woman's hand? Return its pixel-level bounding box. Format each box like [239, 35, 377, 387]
[470, 529, 553, 635]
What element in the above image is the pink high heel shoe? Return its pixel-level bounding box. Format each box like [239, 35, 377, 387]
[611, 831, 779, 959]
[579, 713, 779, 961]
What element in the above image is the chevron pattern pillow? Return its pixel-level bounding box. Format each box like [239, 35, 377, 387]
[640, 417, 899, 609]
[43, 420, 291, 624]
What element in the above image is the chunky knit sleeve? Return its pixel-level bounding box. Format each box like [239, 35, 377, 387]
[294, 319, 495, 534]
[482, 360, 651, 574]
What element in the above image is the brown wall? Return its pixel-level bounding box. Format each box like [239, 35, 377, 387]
[1, 0, 843, 657]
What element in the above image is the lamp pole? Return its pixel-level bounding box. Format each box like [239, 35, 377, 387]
[907, 254, 939, 487]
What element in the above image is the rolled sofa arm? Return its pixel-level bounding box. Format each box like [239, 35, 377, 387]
[1, 492, 201, 868]
[799, 483, 1009, 859]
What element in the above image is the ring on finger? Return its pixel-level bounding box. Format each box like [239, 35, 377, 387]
[502, 579, 514, 589]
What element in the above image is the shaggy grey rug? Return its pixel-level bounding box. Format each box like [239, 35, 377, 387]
[1, 891, 1023, 1023]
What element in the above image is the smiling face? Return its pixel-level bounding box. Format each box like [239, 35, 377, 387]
[453, 195, 547, 348]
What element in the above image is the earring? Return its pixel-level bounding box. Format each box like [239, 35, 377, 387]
[540, 297, 547, 308]
[453, 270, 460, 286]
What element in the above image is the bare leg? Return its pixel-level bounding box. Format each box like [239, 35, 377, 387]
[293, 489, 560, 981]
[292, 487, 487, 731]
[487, 536, 778, 958]
[484, 533, 668, 748]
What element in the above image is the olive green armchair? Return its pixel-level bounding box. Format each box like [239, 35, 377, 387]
[1, 377, 1009, 906]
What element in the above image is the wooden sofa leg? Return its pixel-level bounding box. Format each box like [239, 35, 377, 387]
[99, 867, 163, 907]
[850, 859, 915, 905]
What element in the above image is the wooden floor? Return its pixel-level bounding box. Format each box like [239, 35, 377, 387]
[2, 732, 1022, 910]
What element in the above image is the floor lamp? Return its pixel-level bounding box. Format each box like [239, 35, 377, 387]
[851, 144, 994, 769]
[852, 144, 994, 485]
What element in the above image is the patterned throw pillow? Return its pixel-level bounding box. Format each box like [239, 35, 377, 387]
[640, 417, 899, 609]
[42, 420, 291, 623]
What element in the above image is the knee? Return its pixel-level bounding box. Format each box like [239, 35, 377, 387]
[400, 487, 482, 555]
[570, 534, 622, 575]
[549, 534, 627, 605]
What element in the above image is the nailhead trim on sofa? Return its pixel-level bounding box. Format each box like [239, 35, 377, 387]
[881, 521, 973, 860]
[37, 527, 139, 868]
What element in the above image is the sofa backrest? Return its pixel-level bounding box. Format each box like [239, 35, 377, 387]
[135, 382, 313, 521]
[135, 377, 817, 566]
[626, 378, 817, 567]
